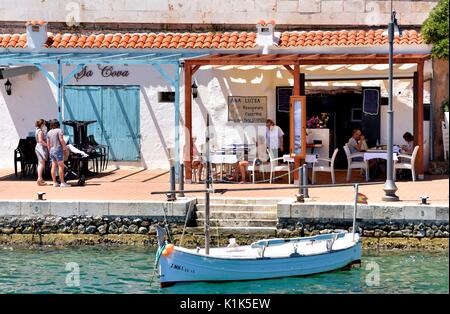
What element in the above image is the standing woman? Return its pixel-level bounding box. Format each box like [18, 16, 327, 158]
[35, 119, 48, 186]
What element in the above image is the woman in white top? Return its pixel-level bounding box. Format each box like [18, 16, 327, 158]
[265, 119, 285, 158]
[401, 132, 414, 154]
[34, 119, 48, 186]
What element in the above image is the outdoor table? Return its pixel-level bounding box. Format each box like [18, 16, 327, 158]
[209, 153, 239, 180]
[363, 149, 399, 180]
[363, 150, 398, 162]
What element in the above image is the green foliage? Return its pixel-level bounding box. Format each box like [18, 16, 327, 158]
[421, 0, 449, 60]
[442, 99, 449, 112]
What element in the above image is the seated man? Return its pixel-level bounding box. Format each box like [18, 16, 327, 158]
[347, 129, 368, 158]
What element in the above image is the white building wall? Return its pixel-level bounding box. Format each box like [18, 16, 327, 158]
[0, 64, 428, 170]
[0, 0, 438, 26]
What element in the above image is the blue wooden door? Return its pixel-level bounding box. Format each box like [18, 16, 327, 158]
[64, 86, 103, 146]
[102, 86, 140, 161]
[63, 85, 140, 161]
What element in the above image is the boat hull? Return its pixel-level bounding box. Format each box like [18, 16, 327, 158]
[159, 240, 362, 286]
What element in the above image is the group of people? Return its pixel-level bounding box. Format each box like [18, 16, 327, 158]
[185, 119, 285, 183]
[347, 128, 415, 179]
[347, 128, 415, 155]
[34, 119, 88, 187]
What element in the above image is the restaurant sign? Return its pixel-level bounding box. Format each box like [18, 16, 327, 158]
[74, 65, 130, 82]
[228, 96, 267, 123]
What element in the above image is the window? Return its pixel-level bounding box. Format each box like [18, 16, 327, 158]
[352, 108, 362, 121]
[158, 91, 175, 103]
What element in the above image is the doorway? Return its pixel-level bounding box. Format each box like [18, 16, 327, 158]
[63, 85, 141, 161]
[276, 86, 381, 169]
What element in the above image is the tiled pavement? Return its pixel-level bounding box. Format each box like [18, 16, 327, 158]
[0, 168, 448, 205]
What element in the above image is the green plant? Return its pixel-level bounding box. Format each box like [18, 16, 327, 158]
[442, 99, 449, 112]
[421, 0, 449, 60]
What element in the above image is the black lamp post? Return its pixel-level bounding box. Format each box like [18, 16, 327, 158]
[4, 79, 12, 95]
[192, 80, 198, 99]
[382, 9, 401, 202]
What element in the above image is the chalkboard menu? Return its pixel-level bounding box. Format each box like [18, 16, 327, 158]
[277, 87, 293, 113]
[363, 88, 380, 115]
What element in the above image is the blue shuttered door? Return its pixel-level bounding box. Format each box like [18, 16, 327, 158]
[102, 86, 140, 161]
[64, 86, 103, 146]
[63, 85, 140, 161]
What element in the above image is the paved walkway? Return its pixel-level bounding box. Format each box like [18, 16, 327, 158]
[0, 168, 448, 205]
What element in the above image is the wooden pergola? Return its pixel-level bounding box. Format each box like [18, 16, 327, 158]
[184, 53, 431, 182]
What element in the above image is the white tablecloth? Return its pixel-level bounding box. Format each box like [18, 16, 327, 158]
[364, 152, 398, 161]
[210, 154, 238, 164]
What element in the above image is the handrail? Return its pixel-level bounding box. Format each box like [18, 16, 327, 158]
[250, 232, 346, 248]
[150, 181, 383, 195]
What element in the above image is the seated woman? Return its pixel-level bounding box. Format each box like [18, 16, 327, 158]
[183, 136, 204, 182]
[400, 132, 414, 154]
[231, 160, 249, 183]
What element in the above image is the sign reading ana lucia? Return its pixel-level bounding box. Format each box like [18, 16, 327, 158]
[228, 96, 267, 123]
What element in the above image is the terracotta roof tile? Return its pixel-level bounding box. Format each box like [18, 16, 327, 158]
[0, 29, 423, 49]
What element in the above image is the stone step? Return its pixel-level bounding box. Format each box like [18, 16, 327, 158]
[196, 218, 277, 228]
[196, 197, 282, 206]
[196, 211, 277, 220]
[196, 204, 277, 212]
[185, 226, 277, 235]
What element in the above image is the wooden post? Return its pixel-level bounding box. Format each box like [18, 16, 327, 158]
[417, 62, 424, 179]
[184, 63, 193, 182]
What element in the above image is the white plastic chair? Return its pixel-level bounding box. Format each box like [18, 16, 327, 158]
[343, 144, 369, 182]
[260, 149, 291, 184]
[312, 148, 339, 184]
[442, 121, 449, 161]
[394, 145, 419, 182]
[248, 158, 267, 184]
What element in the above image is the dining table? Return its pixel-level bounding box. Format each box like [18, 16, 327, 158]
[363, 148, 399, 179]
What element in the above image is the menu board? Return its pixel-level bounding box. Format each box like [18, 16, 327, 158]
[277, 87, 293, 113]
[291, 96, 306, 157]
[363, 88, 380, 115]
[228, 96, 267, 123]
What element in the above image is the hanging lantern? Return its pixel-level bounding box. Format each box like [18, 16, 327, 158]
[191, 80, 198, 99]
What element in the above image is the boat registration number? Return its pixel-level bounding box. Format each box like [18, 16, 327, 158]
[170, 263, 195, 273]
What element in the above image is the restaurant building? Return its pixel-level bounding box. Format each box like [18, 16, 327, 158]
[0, 0, 446, 180]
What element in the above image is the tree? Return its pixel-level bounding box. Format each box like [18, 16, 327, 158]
[421, 0, 449, 60]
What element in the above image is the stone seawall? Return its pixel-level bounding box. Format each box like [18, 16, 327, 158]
[0, 215, 448, 251]
[0, 198, 448, 250]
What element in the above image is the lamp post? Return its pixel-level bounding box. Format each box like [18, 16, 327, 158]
[382, 9, 401, 202]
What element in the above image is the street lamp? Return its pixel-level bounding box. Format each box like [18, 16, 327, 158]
[382, 9, 402, 202]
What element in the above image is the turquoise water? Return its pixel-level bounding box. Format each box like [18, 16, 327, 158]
[0, 246, 448, 294]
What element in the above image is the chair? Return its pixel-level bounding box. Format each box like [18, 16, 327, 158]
[87, 135, 109, 172]
[442, 121, 449, 161]
[343, 144, 369, 182]
[259, 149, 291, 184]
[14, 138, 38, 178]
[312, 148, 339, 184]
[394, 145, 419, 182]
[248, 158, 268, 184]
